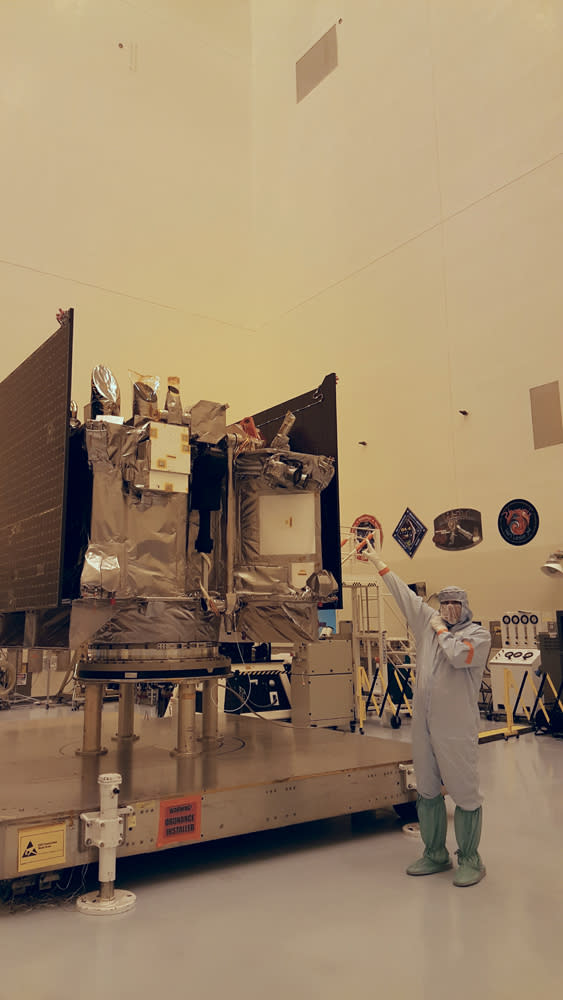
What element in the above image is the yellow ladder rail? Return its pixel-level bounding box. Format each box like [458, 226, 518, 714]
[479, 667, 535, 742]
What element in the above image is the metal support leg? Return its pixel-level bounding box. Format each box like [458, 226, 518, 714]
[44, 654, 52, 710]
[201, 678, 221, 746]
[112, 683, 139, 742]
[76, 683, 107, 757]
[77, 773, 135, 915]
[511, 670, 529, 719]
[530, 673, 550, 724]
[365, 666, 380, 715]
[171, 682, 199, 757]
[99, 881, 115, 901]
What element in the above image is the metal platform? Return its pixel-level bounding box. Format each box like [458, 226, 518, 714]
[0, 710, 414, 882]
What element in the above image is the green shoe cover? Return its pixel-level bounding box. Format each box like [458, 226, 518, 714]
[453, 805, 486, 887]
[406, 794, 452, 876]
[407, 853, 452, 876]
[453, 856, 486, 886]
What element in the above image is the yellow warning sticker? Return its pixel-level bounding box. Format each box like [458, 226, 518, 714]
[18, 823, 66, 872]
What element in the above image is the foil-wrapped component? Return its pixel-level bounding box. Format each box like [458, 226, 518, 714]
[70, 599, 221, 647]
[237, 600, 318, 644]
[130, 371, 160, 420]
[91, 365, 121, 417]
[306, 569, 339, 601]
[189, 400, 228, 444]
[234, 565, 291, 595]
[234, 449, 333, 593]
[236, 451, 334, 492]
[81, 545, 121, 596]
[81, 421, 187, 599]
[164, 377, 184, 425]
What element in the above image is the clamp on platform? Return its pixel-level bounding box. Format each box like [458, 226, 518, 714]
[399, 763, 417, 792]
[77, 773, 136, 915]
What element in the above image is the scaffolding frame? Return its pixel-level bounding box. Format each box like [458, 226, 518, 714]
[343, 579, 416, 732]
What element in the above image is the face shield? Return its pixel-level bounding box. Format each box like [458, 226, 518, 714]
[440, 600, 462, 626]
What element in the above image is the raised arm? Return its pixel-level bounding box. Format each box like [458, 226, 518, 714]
[364, 539, 434, 640]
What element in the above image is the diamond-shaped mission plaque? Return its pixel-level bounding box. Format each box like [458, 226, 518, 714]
[392, 507, 427, 558]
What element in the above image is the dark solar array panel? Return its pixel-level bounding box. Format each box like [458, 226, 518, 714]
[0, 315, 73, 611]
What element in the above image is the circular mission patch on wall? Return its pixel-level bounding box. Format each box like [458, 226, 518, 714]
[351, 514, 383, 561]
[498, 499, 539, 546]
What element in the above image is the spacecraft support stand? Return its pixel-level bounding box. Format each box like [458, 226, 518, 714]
[76, 773, 136, 915]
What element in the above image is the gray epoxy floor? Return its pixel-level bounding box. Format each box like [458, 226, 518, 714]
[1, 712, 562, 1000]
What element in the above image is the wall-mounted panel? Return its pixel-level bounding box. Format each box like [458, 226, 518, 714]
[529, 381, 563, 450]
[296, 24, 338, 102]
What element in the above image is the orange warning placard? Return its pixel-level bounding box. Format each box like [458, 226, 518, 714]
[156, 796, 202, 847]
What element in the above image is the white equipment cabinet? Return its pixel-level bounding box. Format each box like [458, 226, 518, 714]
[291, 639, 354, 728]
[489, 649, 541, 713]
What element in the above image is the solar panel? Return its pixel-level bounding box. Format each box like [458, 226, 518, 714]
[0, 313, 73, 611]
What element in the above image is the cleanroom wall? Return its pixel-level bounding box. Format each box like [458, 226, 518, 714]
[251, 0, 563, 622]
[0, 0, 254, 413]
[2, 1, 563, 625]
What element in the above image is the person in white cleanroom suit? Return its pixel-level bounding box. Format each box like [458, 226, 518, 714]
[365, 539, 491, 887]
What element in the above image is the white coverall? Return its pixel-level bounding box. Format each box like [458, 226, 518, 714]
[381, 571, 491, 810]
